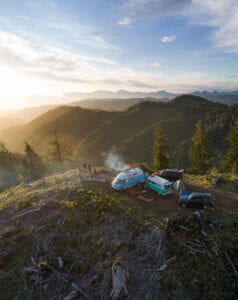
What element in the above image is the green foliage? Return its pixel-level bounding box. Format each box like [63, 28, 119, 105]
[21, 142, 46, 181]
[152, 124, 170, 170]
[0, 142, 20, 190]
[49, 131, 72, 163]
[1, 95, 238, 169]
[77, 96, 237, 167]
[222, 119, 238, 174]
[189, 122, 211, 174]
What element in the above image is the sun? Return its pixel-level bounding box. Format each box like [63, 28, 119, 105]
[0, 66, 28, 108]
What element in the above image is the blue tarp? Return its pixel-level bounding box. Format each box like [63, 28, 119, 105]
[180, 189, 190, 195]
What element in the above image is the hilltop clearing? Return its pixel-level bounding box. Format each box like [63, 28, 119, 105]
[0, 169, 238, 299]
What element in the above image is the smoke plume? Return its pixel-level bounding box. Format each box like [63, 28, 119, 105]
[104, 150, 127, 171]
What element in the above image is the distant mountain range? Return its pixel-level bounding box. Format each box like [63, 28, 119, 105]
[0, 89, 238, 132]
[191, 91, 238, 105]
[63, 89, 178, 101]
[1, 95, 238, 168]
[64, 89, 238, 105]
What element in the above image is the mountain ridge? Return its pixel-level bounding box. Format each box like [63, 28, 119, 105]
[1, 95, 237, 168]
[1, 90, 238, 131]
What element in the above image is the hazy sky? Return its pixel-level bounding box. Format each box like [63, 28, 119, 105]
[0, 0, 238, 107]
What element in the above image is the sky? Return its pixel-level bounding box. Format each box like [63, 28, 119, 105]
[0, 0, 238, 108]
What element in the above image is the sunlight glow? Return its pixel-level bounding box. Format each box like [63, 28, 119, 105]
[0, 66, 28, 108]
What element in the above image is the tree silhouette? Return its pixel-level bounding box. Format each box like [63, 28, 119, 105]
[189, 122, 211, 174]
[0, 142, 19, 189]
[22, 142, 45, 180]
[222, 119, 238, 174]
[49, 131, 71, 163]
[152, 124, 170, 170]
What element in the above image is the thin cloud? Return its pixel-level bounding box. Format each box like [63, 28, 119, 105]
[16, 15, 31, 21]
[124, 80, 158, 88]
[228, 75, 238, 78]
[161, 36, 176, 43]
[151, 62, 161, 67]
[117, 0, 190, 22]
[0, 29, 109, 83]
[118, 17, 131, 26]
[0, 29, 162, 90]
[46, 20, 122, 52]
[117, 0, 238, 53]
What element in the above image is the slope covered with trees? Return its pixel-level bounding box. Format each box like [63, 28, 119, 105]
[0, 95, 237, 169]
[76, 95, 238, 167]
[0, 106, 119, 154]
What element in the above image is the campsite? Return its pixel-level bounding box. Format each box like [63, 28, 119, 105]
[1, 165, 238, 299]
[74, 165, 238, 214]
[1, 1, 238, 298]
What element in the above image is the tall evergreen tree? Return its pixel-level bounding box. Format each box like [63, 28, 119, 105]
[152, 124, 170, 170]
[189, 122, 211, 174]
[222, 119, 238, 174]
[22, 142, 45, 180]
[49, 131, 71, 163]
[0, 142, 10, 164]
[0, 142, 19, 189]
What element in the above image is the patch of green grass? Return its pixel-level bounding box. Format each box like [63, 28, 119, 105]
[15, 198, 32, 210]
[184, 174, 213, 188]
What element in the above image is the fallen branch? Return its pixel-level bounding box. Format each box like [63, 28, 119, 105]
[146, 256, 177, 272]
[222, 248, 238, 280]
[156, 236, 163, 257]
[193, 211, 209, 235]
[63, 290, 79, 300]
[50, 266, 91, 299]
[179, 225, 190, 232]
[71, 282, 91, 299]
[158, 256, 177, 272]
[110, 257, 129, 299]
[2, 208, 41, 222]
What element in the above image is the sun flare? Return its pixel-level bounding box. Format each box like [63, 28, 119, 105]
[0, 66, 27, 108]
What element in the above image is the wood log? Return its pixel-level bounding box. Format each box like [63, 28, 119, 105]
[110, 257, 129, 299]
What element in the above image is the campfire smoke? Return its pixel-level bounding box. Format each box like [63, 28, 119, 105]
[104, 150, 127, 171]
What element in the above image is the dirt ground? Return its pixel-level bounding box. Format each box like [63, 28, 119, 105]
[98, 169, 238, 214]
[1, 169, 238, 299]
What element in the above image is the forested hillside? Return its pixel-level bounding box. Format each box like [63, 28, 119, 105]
[0, 106, 120, 154]
[1, 95, 238, 168]
[70, 97, 169, 111]
[76, 95, 238, 167]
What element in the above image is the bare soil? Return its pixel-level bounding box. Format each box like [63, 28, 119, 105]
[100, 170, 238, 214]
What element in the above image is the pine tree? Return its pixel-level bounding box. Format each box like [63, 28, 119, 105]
[222, 119, 238, 174]
[0, 142, 10, 164]
[22, 142, 45, 180]
[0, 142, 19, 188]
[49, 131, 71, 163]
[189, 122, 211, 174]
[152, 124, 170, 170]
